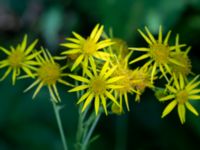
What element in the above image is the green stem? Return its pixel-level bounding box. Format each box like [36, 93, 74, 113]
[82, 114, 101, 150]
[52, 101, 68, 150]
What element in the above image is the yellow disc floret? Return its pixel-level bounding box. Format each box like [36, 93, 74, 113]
[38, 62, 61, 85]
[90, 77, 106, 95]
[8, 50, 25, 67]
[82, 38, 97, 55]
[176, 90, 188, 105]
[150, 43, 170, 64]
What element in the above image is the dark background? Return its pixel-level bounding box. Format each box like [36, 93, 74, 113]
[0, 0, 200, 150]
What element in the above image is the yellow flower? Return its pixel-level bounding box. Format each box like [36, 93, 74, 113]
[24, 48, 71, 102]
[61, 24, 113, 72]
[129, 26, 185, 83]
[0, 35, 38, 85]
[131, 66, 153, 102]
[111, 52, 138, 112]
[169, 35, 192, 79]
[68, 61, 122, 115]
[109, 38, 129, 61]
[159, 74, 200, 124]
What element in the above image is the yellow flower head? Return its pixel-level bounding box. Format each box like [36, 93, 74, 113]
[61, 24, 113, 72]
[131, 66, 153, 102]
[129, 26, 185, 83]
[111, 52, 137, 112]
[169, 35, 192, 79]
[110, 38, 129, 61]
[68, 60, 123, 115]
[0, 35, 38, 85]
[24, 48, 71, 102]
[159, 74, 200, 124]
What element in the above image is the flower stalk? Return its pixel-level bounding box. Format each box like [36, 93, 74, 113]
[51, 98, 68, 150]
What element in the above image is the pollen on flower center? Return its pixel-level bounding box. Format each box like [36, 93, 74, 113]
[38, 62, 61, 85]
[90, 77, 106, 95]
[176, 90, 188, 104]
[8, 50, 25, 67]
[82, 38, 97, 55]
[150, 43, 170, 64]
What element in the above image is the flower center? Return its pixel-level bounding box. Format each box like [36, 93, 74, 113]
[8, 50, 24, 67]
[150, 43, 170, 64]
[176, 90, 188, 104]
[38, 62, 61, 85]
[82, 38, 97, 55]
[90, 77, 106, 95]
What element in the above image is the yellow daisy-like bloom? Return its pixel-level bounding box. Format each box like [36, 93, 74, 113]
[61, 24, 113, 72]
[24, 49, 71, 102]
[169, 35, 192, 79]
[159, 74, 200, 124]
[68, 61, 123, 115]
[0, 35, 38, 85]
[111, 52, 138, 112]
[129, 26, 185, 83]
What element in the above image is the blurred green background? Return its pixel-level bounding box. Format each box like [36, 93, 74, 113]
[0, 0, 200, 150]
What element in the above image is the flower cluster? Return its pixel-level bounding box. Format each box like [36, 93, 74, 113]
[0, 24, 200, 124]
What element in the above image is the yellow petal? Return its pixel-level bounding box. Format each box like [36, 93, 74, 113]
[71, 54, 84, 71]
[89, 56, 97, 76]
[68, 74, 90, 83]
[82, 93, 94, 112]
[68, 85, 89, 92]
[93, 25, 103, 43]
[178, 104, 186, 124]
[144, 26, 156, 44]
[105, 91, 119, 106]
[72, 32, 85, 41]
[95, 96, 100, 115]
[164, 31, 171, 45]
[21, 34, 27, 51]
[129, 47, 150, 52]
[159, 94, 175, 101]
[77, 91, 91, 104]
[100, 94, 108, 115]
[61, 43, 80, 49]
[158, 26, 162, 43]
[0, 47, 11, 55]
[66, 37, 81, 44]
[33, 82, 44, 99]
[188, 95, 200, 100]
[96, 39, 113, 49]
[106, 76, 124, 84]
[25, 39, 38, 55]
[90, 24, 100, 40]
[138, 29, 152, 45]
[161, 100, 177, 118]
[124, 93, 130, 111]
[129, 54, 150, 64]
[185, 102, 199, 116]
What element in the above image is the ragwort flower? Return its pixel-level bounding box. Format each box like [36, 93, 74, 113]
[110, 52, 139, 112]
[0, 35, 38, 85]
[129, 26, 185, 83]
[159, 74, 200, 124]
[169, 35, 192, 80]
[68, 60, 123, 115]
[61, 24, 113, 72]
[24, 48, 71, 102]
